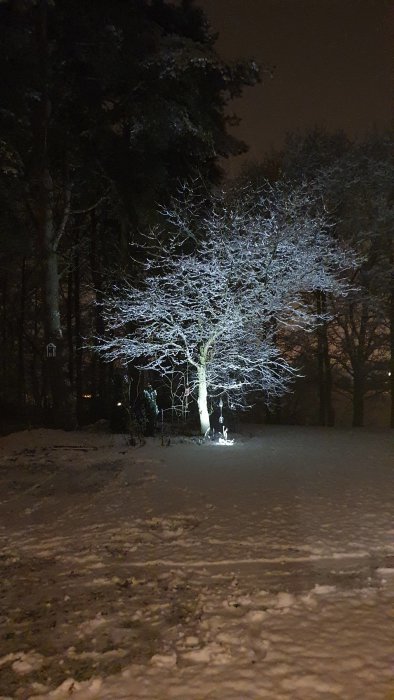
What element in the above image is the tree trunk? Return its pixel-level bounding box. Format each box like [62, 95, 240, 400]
[390, 247, 394, 428]
[43, 197, 62, 340]
[66, 266, 74, 388]
[1, 271, 8, 401]
[42, 168, 69, 422]
[322, 322, 335, 426]
[89, 211, 109, 418]
[17, 257, 27, 407]
[31, 289, 41, 407]
[316, 292, 334, 426]
[390, 311, 394, 430]
[265, 398, 281, 424]
[74, 236, 83, 423]
[352, 369, 364, 427]
[351, 300, 369, 428]
[317, 341, 327, 424]
[197, 362, 210, 435]
[34, 1, 71, 425]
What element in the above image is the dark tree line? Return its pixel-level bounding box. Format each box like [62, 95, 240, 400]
[243, 129, 393, 428]
[0, 2, 392, 432]
[0, 0, 258, 429]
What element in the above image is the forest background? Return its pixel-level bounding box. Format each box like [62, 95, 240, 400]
[0, 0, 392, 434]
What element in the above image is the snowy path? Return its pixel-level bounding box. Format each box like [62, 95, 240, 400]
[0, 427, 393, 699]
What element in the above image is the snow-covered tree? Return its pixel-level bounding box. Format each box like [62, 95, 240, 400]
[94, 184, 358, 434]
[255, 130, 393, 427]
[321, 133, 394, 426]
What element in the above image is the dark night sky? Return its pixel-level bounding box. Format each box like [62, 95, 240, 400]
[198, 0, 393, 173]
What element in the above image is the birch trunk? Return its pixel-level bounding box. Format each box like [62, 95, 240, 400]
[197, 361, 210, 435]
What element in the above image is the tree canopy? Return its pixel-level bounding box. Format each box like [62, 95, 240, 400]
[95, 184, 358, 434]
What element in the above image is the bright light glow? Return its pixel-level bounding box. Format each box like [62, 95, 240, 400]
[117, 401, 122, 407]
[217, 437, 234, 446]
[217, 426, 234, 445]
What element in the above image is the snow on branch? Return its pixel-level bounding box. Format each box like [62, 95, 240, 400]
[93, 182, 358, 433]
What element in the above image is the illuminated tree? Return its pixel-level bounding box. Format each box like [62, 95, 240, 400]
[94, 184, 358, 434]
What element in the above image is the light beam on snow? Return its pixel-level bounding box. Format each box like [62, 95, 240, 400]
[217, 437, 234, 446]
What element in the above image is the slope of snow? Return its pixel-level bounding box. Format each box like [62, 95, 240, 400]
[0, 426, 393, 699]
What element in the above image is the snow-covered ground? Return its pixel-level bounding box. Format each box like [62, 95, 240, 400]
[0, 425, 393, 699]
